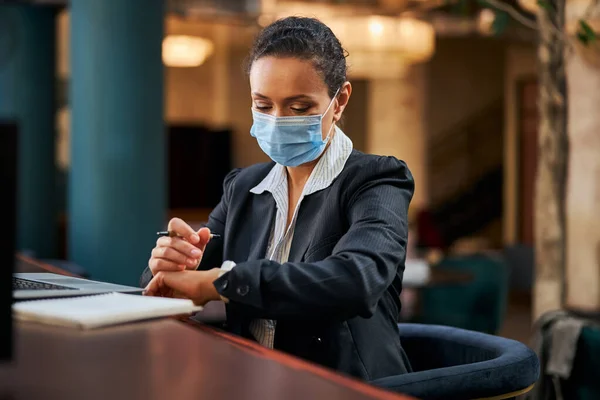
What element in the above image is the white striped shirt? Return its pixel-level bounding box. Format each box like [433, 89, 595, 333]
[244, 126, 354, 348]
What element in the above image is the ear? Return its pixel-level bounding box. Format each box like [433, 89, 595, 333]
[333, 81, 352, 123]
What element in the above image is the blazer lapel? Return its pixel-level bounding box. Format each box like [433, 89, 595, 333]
[247, 193, 276, 261]
[288, 196, 318, 262]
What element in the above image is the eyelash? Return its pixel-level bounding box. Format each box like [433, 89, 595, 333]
[254, 105, 311, 114]
[291, 107, 310, 113]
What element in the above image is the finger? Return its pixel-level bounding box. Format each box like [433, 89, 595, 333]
[152, 245, 198, 267]
[144, 271, 166, 296]
[152, 244, 202, 267]
[149, 257, 186, 274]
[152, 246, 187, 265]
[156, 236, 203, 259]
[145, 271, 198, 299]
[196, 227, 212, 250]
[167, 218, 199, 244]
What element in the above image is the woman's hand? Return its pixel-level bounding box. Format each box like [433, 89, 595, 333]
[143, 269, 222, 306]
[149, 218, 212, 275]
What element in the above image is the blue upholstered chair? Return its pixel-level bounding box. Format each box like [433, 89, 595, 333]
[371, 324, 540, 400]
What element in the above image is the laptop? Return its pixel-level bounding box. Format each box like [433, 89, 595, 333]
[13, 273, 144, 300]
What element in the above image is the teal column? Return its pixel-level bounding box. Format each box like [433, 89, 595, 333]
[69, 0, 165, 285]
[0, 5, 57, 258]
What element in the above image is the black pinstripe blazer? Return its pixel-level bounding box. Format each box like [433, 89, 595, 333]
[141, 150, 414, 381]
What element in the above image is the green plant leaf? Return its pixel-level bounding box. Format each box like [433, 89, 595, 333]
[576, 20, 597, 46]
[576, 31, 590, 45]
[580, 20, 597, 40]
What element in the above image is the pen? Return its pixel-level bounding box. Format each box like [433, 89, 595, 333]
[156, 231, 221, 240]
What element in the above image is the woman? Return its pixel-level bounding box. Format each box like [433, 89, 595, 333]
[141, 16, 414, 381]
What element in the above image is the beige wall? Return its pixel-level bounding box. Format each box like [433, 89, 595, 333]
[366, 65, 428, 210]
[503, 44, 537, 245]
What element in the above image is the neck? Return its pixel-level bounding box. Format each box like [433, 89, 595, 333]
[286, 160, 318, 188]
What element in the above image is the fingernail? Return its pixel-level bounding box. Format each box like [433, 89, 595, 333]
[186, 258, 197, 265]
[191, 234, 200, 243]
[178, 264, 186, 270]
[142, 290, 148, 295]
[191, 249, 201, 257]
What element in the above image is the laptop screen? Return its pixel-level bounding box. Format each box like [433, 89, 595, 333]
[0, 120, 17, 361]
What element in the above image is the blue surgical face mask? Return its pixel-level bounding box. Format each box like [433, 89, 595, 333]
[250, 89, 339, 167]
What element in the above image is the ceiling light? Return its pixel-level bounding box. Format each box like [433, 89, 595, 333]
[162, 35, 214, 67]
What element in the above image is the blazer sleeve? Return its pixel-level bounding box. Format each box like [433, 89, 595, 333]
[139, 168, 241, 288]
[213, 157, 414, 321]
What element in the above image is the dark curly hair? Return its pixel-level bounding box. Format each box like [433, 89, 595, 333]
[245, 16, 348, 98]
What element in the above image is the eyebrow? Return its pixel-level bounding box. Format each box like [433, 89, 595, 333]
[252, 92, 315, 102]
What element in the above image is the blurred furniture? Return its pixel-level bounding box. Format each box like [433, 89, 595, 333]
[168, 124, 232, 210]
[403, 258, 431, 287]
[403, 259, 473, 289]
[1, 321, 413, 400]
[526, 309, 600, 400]
[401, 258, 473, 321]
[503, 244, 534, 292]
[417, 253, 509, 334]
[4, 256, 414, 400]
[371, 323, 540, 400]
[563, 325, 600, 399]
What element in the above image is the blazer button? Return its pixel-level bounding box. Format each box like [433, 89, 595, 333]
[312, 336, 323, 345]
[236, 285, 249, 296]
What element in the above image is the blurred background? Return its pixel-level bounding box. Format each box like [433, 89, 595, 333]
[2, 0, 599, 360]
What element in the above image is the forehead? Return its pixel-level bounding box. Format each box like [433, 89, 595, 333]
[249, 56, 328, 98]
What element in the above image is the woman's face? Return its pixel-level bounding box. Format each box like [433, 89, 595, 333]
[249, 56, 351, 140]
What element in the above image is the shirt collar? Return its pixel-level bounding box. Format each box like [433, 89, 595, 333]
[250, 126, 353, 195]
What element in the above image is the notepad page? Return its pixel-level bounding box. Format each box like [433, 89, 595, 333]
[13, 292, 203, 329]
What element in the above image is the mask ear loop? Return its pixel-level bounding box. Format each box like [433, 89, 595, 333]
[322, 87, 341, 144]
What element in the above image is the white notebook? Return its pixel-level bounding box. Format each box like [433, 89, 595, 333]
[12, 292, 203, 329]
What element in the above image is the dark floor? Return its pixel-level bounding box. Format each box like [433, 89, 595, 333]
[498, 291, 533, 344]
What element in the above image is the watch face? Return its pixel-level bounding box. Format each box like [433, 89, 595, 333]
[0, 13, 18, 69]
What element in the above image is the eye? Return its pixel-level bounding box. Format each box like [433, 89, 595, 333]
[254, 102, 272, 111]
[290, 102, 313, 114]
[290, 106, 310, 113]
